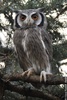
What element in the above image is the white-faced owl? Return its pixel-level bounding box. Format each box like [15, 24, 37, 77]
[13, 8, 52, 82]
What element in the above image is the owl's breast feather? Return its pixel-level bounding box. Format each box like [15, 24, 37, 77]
[22, 29, 47, 61]
[22, 30, 28, 52]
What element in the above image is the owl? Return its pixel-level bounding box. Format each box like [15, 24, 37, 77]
[13, 8, 52, 82]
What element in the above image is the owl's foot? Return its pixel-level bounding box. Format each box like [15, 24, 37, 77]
[22, 68, 35, 78]
[40, 71, 52, 82]
[40, 71, 47, 82]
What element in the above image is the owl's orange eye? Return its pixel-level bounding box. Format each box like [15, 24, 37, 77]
[31, 14, 38, 20]
[20, 14, 26, 21]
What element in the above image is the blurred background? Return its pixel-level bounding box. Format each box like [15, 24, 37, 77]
[0, 0, 67, 100]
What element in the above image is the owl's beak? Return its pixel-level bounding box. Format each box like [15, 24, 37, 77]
[27, 19, 33, 26]
[27, 22, 32, 26]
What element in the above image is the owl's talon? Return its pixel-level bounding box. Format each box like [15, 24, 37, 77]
[22, 70, 29, 76]
[40, 71, 47, 82]
[22, 68, 34, 78]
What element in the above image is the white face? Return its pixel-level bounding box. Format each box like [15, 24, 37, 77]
[17, 12, 42, 28]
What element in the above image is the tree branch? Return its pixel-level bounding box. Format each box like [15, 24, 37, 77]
[3, 73, 66, 85]
[0, 78, 60, 100]
[55, 4, 67, 18]
[0, 72, 65, 100]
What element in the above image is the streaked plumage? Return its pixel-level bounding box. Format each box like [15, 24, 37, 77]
[13, 8, 52, 82]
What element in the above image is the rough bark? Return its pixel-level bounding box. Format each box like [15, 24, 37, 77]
[3, 73, 66, 85]
[0, 72, 66, 100]
[0, 79, 60, 100]
[0, 79, 5, 100]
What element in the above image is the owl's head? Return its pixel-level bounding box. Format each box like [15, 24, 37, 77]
[14, 8, 47, 29]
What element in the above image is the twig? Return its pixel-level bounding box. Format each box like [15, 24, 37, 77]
[55, 4, 67, 18]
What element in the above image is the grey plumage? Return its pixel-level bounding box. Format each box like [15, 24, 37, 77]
[13, 8, 52, 82]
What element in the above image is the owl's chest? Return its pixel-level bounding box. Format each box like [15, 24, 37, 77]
[22, 30, 28, 52]
[22, 29, 39, 51]
[22, 29, 46, 54]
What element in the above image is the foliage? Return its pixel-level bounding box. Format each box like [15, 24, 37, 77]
[0, 0, 67, 100]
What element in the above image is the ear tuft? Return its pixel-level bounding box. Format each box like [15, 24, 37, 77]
[37, 7, 45, 12]
[9, 7, 21, 13]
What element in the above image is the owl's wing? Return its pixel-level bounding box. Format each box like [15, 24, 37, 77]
[16, 47, 31, 71]
[13, 30, 31, 71]
[41, 30, 53, 60]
